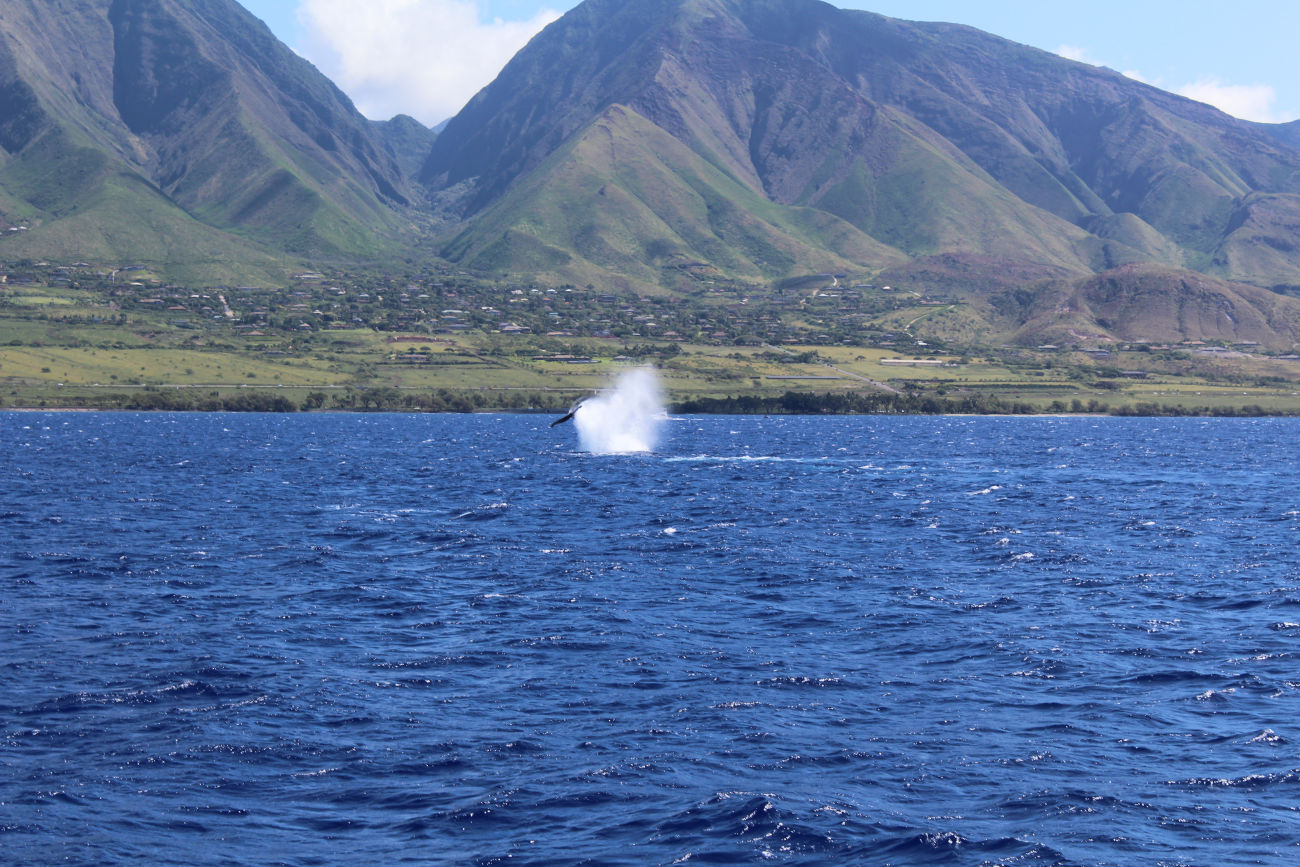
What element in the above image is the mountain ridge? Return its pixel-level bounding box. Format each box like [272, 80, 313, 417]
[3, 0, 1300, 351]
[0, 0, 422, 281]
[422, 0, 1300, 299]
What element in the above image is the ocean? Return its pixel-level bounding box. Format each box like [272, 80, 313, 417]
[2, 410, 1298, 865]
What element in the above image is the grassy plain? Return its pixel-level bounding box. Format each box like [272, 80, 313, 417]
[4, 268, 1300, 415]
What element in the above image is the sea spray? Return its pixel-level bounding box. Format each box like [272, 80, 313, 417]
[574, 367, 665, 454]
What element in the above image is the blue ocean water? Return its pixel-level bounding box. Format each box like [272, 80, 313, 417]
[2, 411, 1298, 866]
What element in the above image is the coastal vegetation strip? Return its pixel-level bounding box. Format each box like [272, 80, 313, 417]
[4, 261, 1300, 415]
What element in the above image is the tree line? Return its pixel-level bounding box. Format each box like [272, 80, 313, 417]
[12, 388, 1297, 417]
[673, 391, 1300, 417]
[673, 390, 1041, 415]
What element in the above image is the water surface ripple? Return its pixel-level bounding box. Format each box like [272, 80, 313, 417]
[2, 413, 1298, 865]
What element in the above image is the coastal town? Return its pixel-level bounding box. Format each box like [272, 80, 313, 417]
[4, 259, 1299, 415]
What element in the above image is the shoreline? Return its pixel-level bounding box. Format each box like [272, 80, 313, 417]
[4, 406, 1297, 419]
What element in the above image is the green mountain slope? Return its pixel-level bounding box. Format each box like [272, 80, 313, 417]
[373, 115, 438, 180]
[424, 0, 1300, 294]
[442, 103, 906, 289]
[0, 0, 416, 280]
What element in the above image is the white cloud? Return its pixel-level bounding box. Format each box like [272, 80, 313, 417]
[297, 0, 561, 125]
[1054, 45, 1284, 124]
[1176, 78, 1282, 123]
[1056, 44, 1096, 65]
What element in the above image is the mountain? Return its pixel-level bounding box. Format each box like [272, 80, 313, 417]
[1261, 119, 1300, 152]
[0, 0, 416, 282]
[373, 114, 437, 180]
[424, 0, 1300, 300]
[3, 0, 1300, 351]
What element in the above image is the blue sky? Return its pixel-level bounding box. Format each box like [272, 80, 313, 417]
[236, 0, 1298, 126]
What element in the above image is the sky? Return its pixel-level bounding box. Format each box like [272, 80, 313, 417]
[235, 0, 1299, 128]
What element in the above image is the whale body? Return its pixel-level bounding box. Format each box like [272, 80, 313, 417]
[550, 397, 589, 428]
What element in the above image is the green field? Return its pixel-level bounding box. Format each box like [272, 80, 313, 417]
[4, 268, 1300, 415]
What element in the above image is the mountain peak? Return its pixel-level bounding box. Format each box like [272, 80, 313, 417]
[421, 0, 1300, 293]
[0, 0, 415, 277]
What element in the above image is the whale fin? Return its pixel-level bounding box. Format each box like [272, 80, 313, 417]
[550, 396, 590, 428]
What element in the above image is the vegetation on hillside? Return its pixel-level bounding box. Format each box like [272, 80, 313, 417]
[421, 0, 1300, 293]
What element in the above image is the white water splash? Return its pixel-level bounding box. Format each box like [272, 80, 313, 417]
[574, 367, 665, 454]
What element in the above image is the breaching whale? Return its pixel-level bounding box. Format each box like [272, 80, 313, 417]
[549, 367, 665, 453]
[550, 397, 588, 427]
